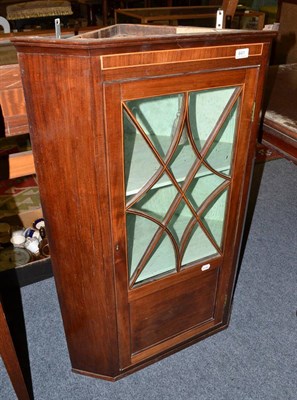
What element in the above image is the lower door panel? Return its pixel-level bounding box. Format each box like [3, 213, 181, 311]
[130, 267, 219, 354]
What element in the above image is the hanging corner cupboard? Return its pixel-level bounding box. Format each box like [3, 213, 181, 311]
[12, 25, 275, 381]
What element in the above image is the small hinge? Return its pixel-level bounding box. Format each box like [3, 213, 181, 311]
[251, 101, 256, 122]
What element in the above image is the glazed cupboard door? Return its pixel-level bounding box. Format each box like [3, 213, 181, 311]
[105, 67, 259, 367]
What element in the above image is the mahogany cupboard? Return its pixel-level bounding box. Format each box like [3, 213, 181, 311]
[12, 25, 275, 380]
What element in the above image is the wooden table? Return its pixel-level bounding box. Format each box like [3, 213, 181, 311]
[0, 64, 35, 179]
[261, 64, 297, 163]
[115, 5, 223, 25]
[0, 27, 95, 179]
[114, 5, 265, 29]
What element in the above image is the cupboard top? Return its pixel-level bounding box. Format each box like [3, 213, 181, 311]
[11, 24, 276, 56]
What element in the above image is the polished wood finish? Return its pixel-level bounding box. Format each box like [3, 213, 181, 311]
[0, 64, 29, 136]
[12, 25, 274, 380]
[222, 0, 238, 19]
[0, 300, 31, 400]
[7, 151, 35, 179]
[262, 64, 297, 163]
[130, 269, 218, 353]
[0, 63, 35, 178]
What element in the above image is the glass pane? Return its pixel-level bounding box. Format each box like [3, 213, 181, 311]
[205, 102, 239, 176]
[186, 165, 226, 211]
[132, 180, 178, 222]
[167, 128, 197, 186]
[124, 86, 240, 283]
[182, 224, 218, 267]
[136, 231, 176, 283]
[124, 110, 161, 196]
[201, 189, 228, 248]
[189, 87, 236, 152]
[167, 200, 193, 246]
[126, 94, 184, 158]
[126, 213, 159, 278]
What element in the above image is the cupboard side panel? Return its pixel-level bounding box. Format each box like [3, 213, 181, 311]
[215, 44, 273, 323]
[18, 53, 120, 377]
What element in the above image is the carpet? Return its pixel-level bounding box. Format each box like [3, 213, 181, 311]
[0, 158, 296, 400]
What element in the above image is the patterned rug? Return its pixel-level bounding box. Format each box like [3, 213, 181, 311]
[0, 175, 40, 219]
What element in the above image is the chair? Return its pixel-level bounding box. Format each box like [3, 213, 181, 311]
[6, 1, 73, 31]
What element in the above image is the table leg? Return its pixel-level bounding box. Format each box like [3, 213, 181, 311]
[0, 301, 31, 400]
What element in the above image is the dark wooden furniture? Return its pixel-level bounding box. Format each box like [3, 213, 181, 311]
[273, 0, 297, 65]
[262, 64, 297, 163]
[260, 0, 297, 163]
[12, 24, 274, 380]
[114, 5, 223, 25]
[0, 299, 31, 400]
[0, 64, 34, 178]
[114, 1, 265, 29]
[0, 0, 26, 18]
[77, 0, 100, 26]
[115, 6, 265, 28]
[114, 1, 241, 27]
[0, 27, 97, 178]
[95, 0, 161, 26]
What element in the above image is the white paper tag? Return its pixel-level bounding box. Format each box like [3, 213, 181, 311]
[235, 48, 249, 59]
[201, 263, 211, 271]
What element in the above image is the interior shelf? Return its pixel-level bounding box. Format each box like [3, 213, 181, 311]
[125, 135, 232, 196]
